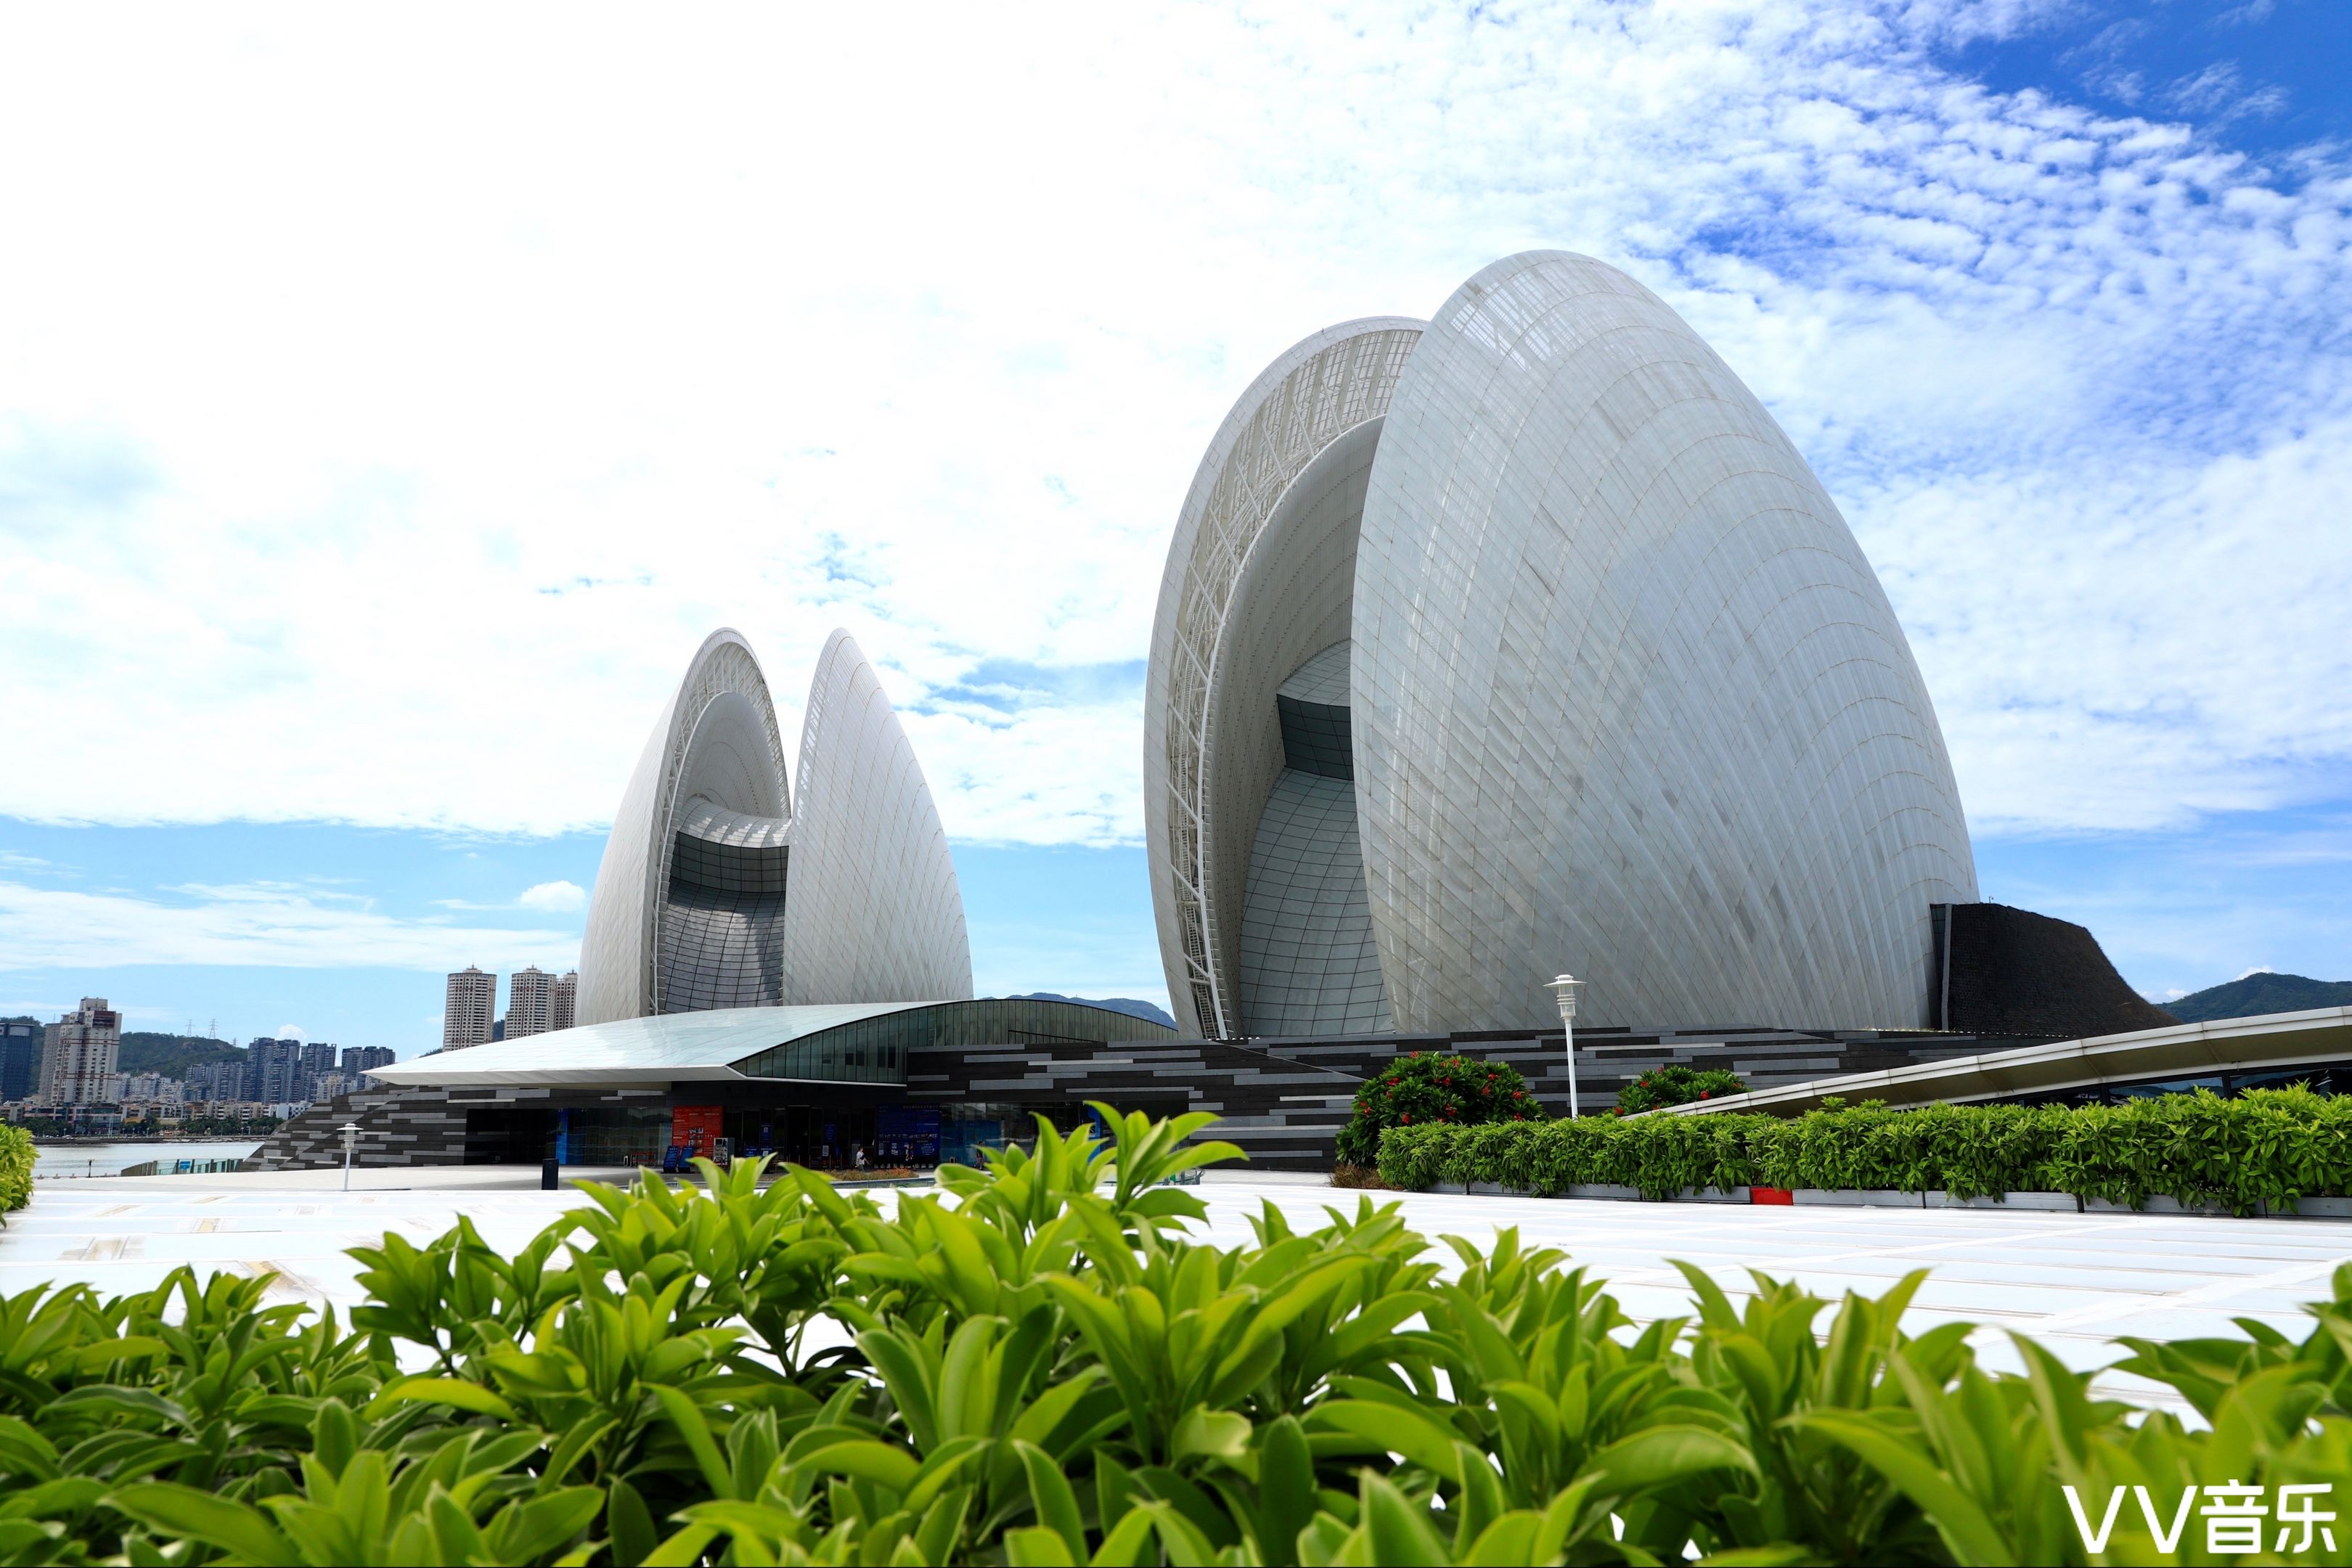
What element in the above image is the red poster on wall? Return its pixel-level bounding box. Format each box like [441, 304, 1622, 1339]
[672, 1105, 724, 1155]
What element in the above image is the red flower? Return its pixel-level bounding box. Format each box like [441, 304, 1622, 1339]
[1400, 1112, 1412, 1124]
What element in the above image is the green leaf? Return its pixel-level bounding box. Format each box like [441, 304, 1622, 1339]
[608, 1477, 657, 1568]
[486, 1487, 604, 1563]
[1255, 1416, 1316, 1568]
[796, 1438, 921, 1495]
[647, 1383, 735, 1500]
[1006, 1524, 1082, 1565]
[1583, 1424, 1755, 1495]
[107, 1483, 296, 1566]
[367, 1375, 518, 1421]
[1355, 1472, 1450, 1567]
[1170, 1407, 1251, 1466]
[1787, 1410, 2011, 1567]
[1016, 1439, 1087, 1560]
[1306, 1400, 1463, 1482]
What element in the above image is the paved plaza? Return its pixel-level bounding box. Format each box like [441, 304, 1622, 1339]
[4, 1167, 2345, 1419]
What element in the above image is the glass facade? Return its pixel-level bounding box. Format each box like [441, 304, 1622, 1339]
[729, 997, 1172, 1082]
[660, 830, 791, 1012]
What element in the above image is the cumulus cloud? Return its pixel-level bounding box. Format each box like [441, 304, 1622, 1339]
[0, 1, 2342, 854]
[515, 880, 587, 912]
[0, 880, 579, 973]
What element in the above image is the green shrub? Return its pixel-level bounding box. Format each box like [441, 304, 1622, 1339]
[0, 1122, 32, 1217]
[5, 1104, 2352, 1565]
[1612, 1063, 1746, 1114]
[1333, 1050, 1539, 1165]
[1379, 1085, 2352, 1210]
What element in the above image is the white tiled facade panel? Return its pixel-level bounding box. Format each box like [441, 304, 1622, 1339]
[779, 630, 972, 1006]
[1352, 252, 1976, 1032]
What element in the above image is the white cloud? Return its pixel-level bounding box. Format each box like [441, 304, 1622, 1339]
[2236, 965, 2279, 980]
[0, 1, 2342, 852]
[0, 880, 579, 973]
[273, 1023, 306, 1042]
[515, 880, 587, 913]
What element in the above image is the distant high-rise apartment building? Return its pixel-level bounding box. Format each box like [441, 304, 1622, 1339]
[506, 966, 558, 1040]
[0, 1017, 38, 1101]
[444, 967, 496, 1050]
[551, 971, 578, 1033]
[187, 1058, 248, 1102]
[248, 1038, 308, 1104]
[42, 999, 121, 1106]
[299, 1041, 336, 1099]
[340, 1045, 396, 1083]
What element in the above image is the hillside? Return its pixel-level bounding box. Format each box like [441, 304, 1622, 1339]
[2167, 973, 2352, 1024]
[117, 1033, 245, 1077]
[1009, 993, 1179, 1031]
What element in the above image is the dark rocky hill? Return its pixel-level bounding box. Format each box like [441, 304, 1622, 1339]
[2167, 972, 2352, 1024]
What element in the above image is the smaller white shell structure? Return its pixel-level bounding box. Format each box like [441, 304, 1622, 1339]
[576, 629, 971, 1026]
[1146, 252, 1977, 1037]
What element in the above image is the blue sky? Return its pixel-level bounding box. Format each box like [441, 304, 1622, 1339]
[2, 1, 2347, 1054]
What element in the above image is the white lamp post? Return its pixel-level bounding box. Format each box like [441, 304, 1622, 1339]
[1547, 974, 1586, 1119]
[339, 1122, 361, 1192]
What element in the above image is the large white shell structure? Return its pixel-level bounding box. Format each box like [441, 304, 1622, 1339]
[1146, 252, 1977, 1037]
[577, 629, 971, 1026]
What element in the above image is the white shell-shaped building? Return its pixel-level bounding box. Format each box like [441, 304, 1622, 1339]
[1146, 252, 1977, 1037]
[576, 628, 971, 1025]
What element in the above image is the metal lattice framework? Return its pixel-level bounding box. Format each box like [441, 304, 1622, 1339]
[1144, 321, 1421, 1037]
[645, 638, 787, 1013]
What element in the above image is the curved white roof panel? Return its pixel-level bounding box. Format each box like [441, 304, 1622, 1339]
[1146, 252, 1977, 1037]
[780, 629, 973, 1005]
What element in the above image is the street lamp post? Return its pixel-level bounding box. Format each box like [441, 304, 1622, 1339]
[339, 1122, 361, 1192]
[1547, 974, 1586, 1119]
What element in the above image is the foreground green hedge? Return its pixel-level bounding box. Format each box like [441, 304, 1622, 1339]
[4, 1107, 2351, 1565]
[1377, 1086, 2352, 1210]
[0, 1123, 31, 1217]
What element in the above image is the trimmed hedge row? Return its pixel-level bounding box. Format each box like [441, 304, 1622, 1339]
[1376, 1086, 2352, 1212]
[0, 1123, 30, 1217]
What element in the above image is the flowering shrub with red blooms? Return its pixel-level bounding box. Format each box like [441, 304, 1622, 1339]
[1613, 1063, 1747, 1115]
[1334, 1050, 1540, 1165]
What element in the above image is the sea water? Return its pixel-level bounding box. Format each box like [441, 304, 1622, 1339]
[30, 1140, 264, 1180]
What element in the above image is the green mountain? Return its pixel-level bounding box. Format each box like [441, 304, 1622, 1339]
[1008, 993, 1179, 1031]
[2167, 973, 2352, 1024]
[117, 1033, 245, 1077]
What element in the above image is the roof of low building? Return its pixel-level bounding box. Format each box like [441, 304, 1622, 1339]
[372, 997, 1176, 1089]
